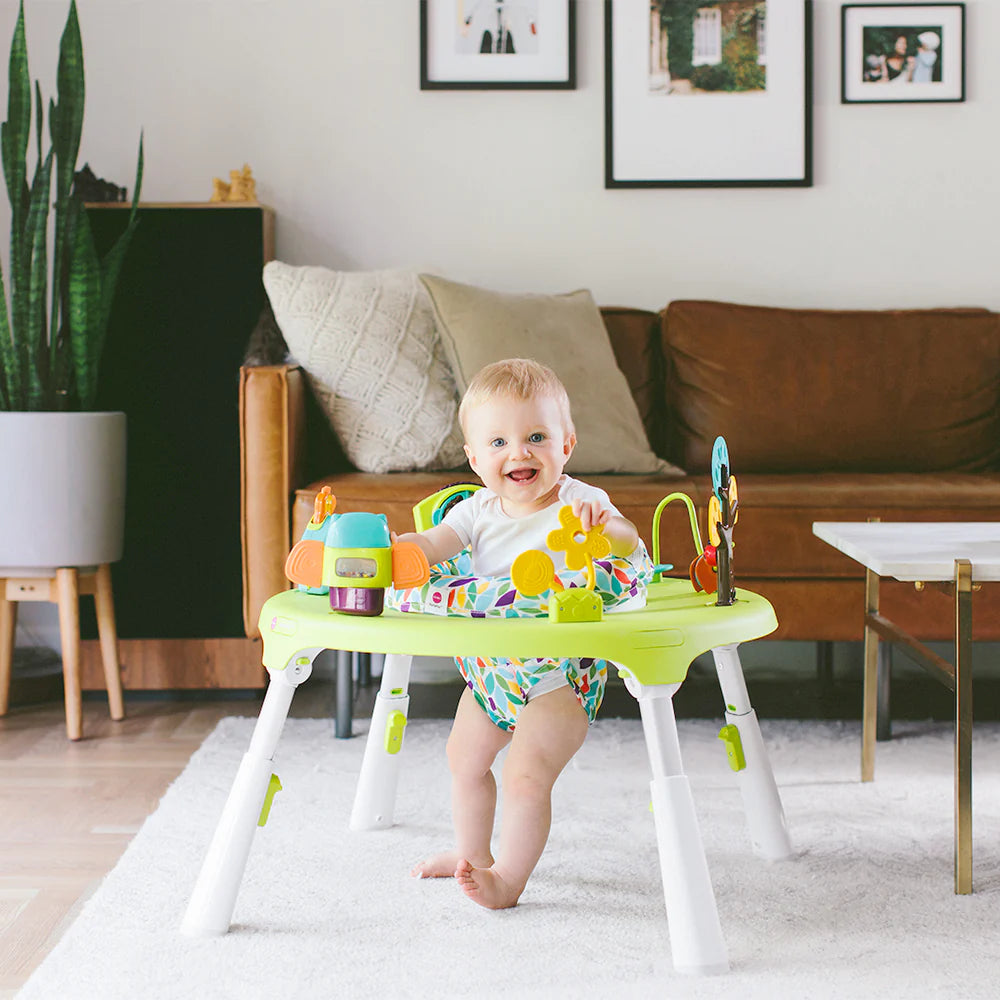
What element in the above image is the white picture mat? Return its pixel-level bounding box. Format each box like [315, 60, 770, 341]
[425, 0, 570, 82]
[842, 5, 964, 102]
[609, 0, 807, 183]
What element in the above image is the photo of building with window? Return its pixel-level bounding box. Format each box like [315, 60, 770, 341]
[649, 1, 766, 95]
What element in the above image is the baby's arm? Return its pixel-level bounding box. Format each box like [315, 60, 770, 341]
[571, 498, 639, 557]
[393, 523, 465, 568]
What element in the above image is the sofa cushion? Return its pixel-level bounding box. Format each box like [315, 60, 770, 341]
[263, 262, 466, 474]
[661, 301, 1000, 474]
[421, 274, 682, 475]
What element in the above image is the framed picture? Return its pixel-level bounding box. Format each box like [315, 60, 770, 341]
[604, 0, 812, 188]
[420, 0, 575, 90]
[841, 3, 965, 103]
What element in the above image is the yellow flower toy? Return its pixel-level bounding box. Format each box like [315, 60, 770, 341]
[510, 506, 608, 622]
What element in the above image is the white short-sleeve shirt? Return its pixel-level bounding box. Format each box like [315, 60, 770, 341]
[443, 475, 622, 578]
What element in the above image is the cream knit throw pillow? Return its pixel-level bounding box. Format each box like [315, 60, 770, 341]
[263, 262, 465, 473]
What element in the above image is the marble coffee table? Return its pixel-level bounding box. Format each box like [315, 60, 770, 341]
[812, 521, 1000, 894]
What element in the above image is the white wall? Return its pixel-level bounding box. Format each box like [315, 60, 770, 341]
[1, 0, 995, 312]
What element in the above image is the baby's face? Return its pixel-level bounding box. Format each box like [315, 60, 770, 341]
[463, 393, 575, 517]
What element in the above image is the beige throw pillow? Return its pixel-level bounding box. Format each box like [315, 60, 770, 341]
[263, 262, 466, 473]
[420, 275, 674, 475]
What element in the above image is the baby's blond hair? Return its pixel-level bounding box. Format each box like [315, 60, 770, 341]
[459, 358, 574, 436]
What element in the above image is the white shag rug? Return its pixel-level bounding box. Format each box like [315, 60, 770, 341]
[17, 716, 1000, 1000]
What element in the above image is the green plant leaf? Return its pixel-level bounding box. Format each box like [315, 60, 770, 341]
[1, 1, 29, 223]
[0, 255, 13, 409]
[52, 0, 83, 205]
[1, 1, 31, 407]
[23, 147, 53, 409]
[48, 95, 63, 381]
[1, 0, 143, 411]
[33, 80, 41, 160]
[67, 201, 101, 409]
[49, 1, 84, 391]
[97, 133, 143, 346]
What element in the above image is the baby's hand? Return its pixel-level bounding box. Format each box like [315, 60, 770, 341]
[571, 498, 610, 534]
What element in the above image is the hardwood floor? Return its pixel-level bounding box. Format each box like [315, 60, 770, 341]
[0, 691, 274, 996]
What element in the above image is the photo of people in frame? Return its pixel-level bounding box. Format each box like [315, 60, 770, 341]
[454, 0, 541, 55]
[861, 24, 943, 84]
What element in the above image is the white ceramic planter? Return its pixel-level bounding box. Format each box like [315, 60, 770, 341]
[0, 411, 127, 574]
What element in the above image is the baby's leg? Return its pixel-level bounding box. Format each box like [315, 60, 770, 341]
[412, 686, 511, 878]
[456, 685, 588, 908]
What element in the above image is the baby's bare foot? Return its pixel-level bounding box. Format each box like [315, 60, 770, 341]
[411, 850, 462, 878]
[411, 850, 494, 879]
[455, 859, 522, 909]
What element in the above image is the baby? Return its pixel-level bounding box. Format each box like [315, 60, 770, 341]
[396, 357, 647, 909]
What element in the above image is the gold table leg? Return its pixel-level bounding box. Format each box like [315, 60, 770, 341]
[861, 567, 879, 783]
[954, 558, 973, 894]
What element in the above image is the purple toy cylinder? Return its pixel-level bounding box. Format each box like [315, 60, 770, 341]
[329, 587, 385, 616]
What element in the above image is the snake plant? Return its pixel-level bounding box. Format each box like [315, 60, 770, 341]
[0, 0, 143, 411]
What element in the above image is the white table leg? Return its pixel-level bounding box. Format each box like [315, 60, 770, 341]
[181, 651, 317, 936]
[350, 653, 413, 831]
[712, 644, 793, 861]
[625, 678, 728, 976]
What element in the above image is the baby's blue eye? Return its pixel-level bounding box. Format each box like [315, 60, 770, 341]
[529, 432, 545, 444]
[490, 437, 505, 448]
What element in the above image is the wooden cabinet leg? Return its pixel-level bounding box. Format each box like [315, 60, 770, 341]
[0, 583, 15, 716]
[55, 568, 83, 741]
[95, 563, 125, 721]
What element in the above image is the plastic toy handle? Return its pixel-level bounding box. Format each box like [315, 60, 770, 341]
[285, 539, 325, 587]
[651, 492, 703, 565]
[391, 541, 431, 588]
[312, 486, 336, 525]
[411, 483, 480, 532]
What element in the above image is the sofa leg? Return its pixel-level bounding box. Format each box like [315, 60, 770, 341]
[357, 651, 372, 687]
[876, 641, 892, 741]
[336, 649, 353, 739]
[816, 640, 834, 691]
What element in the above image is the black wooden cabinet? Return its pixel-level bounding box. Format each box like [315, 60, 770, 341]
[85, 204, 274, 645]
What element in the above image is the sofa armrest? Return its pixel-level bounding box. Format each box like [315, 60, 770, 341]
[239, 364, 307, 638]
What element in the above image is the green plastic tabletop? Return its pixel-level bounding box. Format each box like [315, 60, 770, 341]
[259, 579, 777, 687]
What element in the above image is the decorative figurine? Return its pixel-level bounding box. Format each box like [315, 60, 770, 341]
[210, 163, 257, 202]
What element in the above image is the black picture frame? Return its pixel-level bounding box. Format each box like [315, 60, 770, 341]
[840, 3, 965, 104]
[604, 0, 813, 189]
[420, 0, 576, 90]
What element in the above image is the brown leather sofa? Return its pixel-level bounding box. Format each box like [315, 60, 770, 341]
[240, 299, 1000, 648]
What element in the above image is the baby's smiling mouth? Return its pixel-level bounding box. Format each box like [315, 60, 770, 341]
[507, 468, 538, 483]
